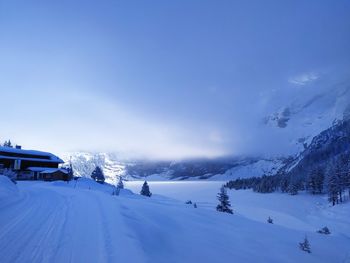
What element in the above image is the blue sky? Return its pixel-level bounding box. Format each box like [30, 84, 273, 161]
[1, 0, 350, 159]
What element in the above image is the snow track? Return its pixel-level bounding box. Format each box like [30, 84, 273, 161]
[1, 180, 350, 263]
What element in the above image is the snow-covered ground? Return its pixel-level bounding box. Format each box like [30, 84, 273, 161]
[1, 176, 350, 263]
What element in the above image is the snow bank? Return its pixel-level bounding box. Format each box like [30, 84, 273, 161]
[50, 181, 70, 187]
[1, 180, 349, 262]
[0, 175, 18, 200]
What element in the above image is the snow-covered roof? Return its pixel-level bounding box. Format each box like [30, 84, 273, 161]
[39, 168, 68, 174]
[0, 146, 63, 163]
[27, 167, 49, 172]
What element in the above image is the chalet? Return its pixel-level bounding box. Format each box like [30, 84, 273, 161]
[0, 145, 67, 181]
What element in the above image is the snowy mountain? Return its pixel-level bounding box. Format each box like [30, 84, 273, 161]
[264, 82, 350, 153]
[62, 152, 126, 185]
[64, 82, 350, 182]
[280, 118, 350, 179]
[64, 153, 285, 183]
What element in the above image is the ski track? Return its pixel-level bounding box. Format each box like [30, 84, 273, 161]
[1, 180, 350, 263]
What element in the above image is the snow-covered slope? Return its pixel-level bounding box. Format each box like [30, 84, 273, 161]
[62, 152, 125, 184]
[264, 82, 350, 154]
[64, 153, 284, 182]
[0, 180, 349, 263]
[211, 158, 285, 180]
[0, 175, 18, 200]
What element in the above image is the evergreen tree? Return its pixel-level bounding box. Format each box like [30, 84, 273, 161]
[315, 169, 325, 194]
[280, 176, 290, 193]
[140, 181, 152, 197]
[327, 172, 339, 206]
[346, 168, 350, 198]
[3, 140, 13, 148]
[288, 182, 298, 195]
[216, 186, 233, 214]
[307, 168, 324, 194]
[91, 166, 105, 183]
[117, 176, 124, 189]
[337, 153, 350, 199]
[336, 165, 347, 203]
[299, 236, 311, 253]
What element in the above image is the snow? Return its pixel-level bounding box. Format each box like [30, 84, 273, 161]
[265, 83, 350, 155]
[63, 152, 125, 184]
[0, 175, 18, 200]
[41, 168, 68, 174]
[211, 158, 284, 180]
[0, 179, 349, 263]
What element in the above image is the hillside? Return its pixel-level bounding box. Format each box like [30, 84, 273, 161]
[64, 154, 284, 183]
[1, 176, 349, 263]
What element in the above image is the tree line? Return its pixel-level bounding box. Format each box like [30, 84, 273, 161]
[225, 154, 350, 206]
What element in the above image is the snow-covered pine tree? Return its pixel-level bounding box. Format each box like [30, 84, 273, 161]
[140, 181, 152, 197]
[91, 166, 105, 184]
[299, 236, 311, 253]
[307, 171, 317, 194]
[117, 176, 124, 189]
[280, 176, 290, 193]
[327, 172, 339, 206]
[337, 153, 350, 199]
[216, 186, 233, 214]
[346, 167, 350, 199]
[336, 166, 348, 202]
[315, 169, 325, 194]
[307, 168, 324, 194]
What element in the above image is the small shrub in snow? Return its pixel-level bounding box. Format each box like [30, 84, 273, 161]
[317, 226, 330, 235]
[140, 181, 152, 197]
[299, 236, 311, 253]
[216, 186, 233, 214]
[185, 200, 192, 204]
[267, 216, 273, 224]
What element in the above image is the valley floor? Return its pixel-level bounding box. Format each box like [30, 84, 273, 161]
[0, 177, 350, 263]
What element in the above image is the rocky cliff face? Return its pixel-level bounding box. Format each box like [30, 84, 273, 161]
[280, 119, 350, 179]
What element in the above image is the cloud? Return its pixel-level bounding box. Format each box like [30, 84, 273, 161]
[0, 87, 230, 160]
[288, 72, 319, 86]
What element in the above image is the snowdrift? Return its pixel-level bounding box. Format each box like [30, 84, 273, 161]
[0, 175, 18, 200]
